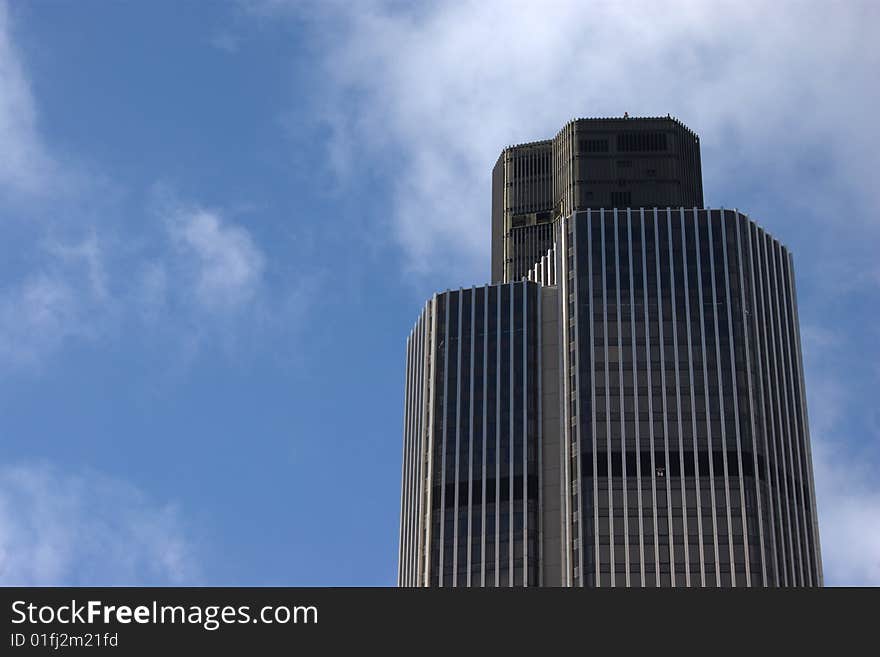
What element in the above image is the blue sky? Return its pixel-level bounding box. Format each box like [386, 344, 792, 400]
[0, 1, 877, 586]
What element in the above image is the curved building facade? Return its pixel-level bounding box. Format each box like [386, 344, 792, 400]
[399, 282, 560, 587]
[559, 208, 821, 587]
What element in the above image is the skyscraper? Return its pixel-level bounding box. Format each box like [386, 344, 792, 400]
[399, 116, 822, 587]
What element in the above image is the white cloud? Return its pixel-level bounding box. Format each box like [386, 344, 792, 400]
[209, 31, 241, 53]
[0, 463, 198, 585]
[802, 323, 880, 586]
[47, 231, 109, 301]
[0, 231, 115, 369]
[0, 1, 55, 198]
[0, 5, 115, 369]
[167, 207, 266, 312]
[0, 206, 271, 370]
[813, 441, 880, 586]
[136, 260, 169, 324]
[0, 5, 275, 371]
[288, 0, 880, 281]
[0, 275, 88, 368]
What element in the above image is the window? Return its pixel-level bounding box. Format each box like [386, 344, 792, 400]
[579, 138, 609, 153]
[610, 191, 632, 206]
[617, 132, 668, 152]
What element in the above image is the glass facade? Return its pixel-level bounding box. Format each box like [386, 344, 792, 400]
[560, 208, 821, 587]
[400, 282, 543, 586]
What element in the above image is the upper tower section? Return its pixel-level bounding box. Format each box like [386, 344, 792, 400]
[491, 115, 704, 282]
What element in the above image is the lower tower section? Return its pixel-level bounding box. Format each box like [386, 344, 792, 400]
[399, 281, 561, 586]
